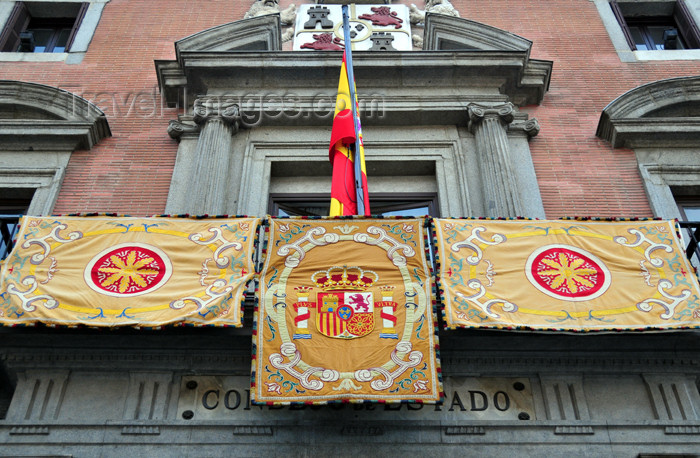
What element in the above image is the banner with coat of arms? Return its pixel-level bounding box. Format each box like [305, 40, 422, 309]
[0, 216, 260, 327]
[253, 218, 442, 405]
[432, 218, 700, 331]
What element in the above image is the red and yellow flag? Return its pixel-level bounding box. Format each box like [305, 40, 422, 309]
[329, 51, 370, 216]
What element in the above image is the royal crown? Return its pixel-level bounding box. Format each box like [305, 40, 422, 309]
[294, 285, 313, 300]
[311, 266, 378, 291]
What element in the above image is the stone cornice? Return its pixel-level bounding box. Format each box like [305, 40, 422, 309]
[156, 50, 552, 120]
[175, 15, 282, 65]
[597, 118, 700, 148]
[597, 76, 700, 148]
[0, 120, 109, 151]
[0, 81, 111, 151]
[423, 14, 533, 52]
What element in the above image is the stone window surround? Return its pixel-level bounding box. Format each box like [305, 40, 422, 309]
[593, 0, 700, 62]
[0, 166, 67, 215]
[596, 76, 700, 220]
[0, 80, 110, 215]
[159, 14, 551, 218]
[235, 127, 467, 218]
[0, 0, 109, 64]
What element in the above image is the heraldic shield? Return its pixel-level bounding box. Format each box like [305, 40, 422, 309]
[254, 217, 442, 405]
[313, 267, 375, 339]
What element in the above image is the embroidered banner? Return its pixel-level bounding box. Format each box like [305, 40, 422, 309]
[433, 219, 700, 331]
[0, 216, 260, 327]
[253, 218, 442, 405]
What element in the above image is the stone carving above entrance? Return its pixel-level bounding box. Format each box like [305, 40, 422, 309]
[409, 0, 461, 25]
[293, 4, 413, 51]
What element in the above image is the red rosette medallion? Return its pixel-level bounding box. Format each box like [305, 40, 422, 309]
[84, 243, 173, 297]
[525, 245, 611, 301]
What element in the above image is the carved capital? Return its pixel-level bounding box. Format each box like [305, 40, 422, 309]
[167, 120, 200, 141]
[467, 103, 515, 133]
[511, 118, 541, 138]
[193, 98, 241, 132]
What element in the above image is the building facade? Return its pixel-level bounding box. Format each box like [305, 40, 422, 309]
[1, 0, 700, 455]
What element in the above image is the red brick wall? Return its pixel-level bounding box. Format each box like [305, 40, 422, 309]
[447, 0, 700, 218]
[0, 0, 250, 215]
[1, 0, 698, 217]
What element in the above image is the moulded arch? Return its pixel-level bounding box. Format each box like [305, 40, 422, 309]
[0, 80, 110, 150]
[422, 13, 532, 52]
[597, 76, 700, 148]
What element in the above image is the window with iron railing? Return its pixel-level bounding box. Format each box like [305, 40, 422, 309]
[0, 187, 33, 261]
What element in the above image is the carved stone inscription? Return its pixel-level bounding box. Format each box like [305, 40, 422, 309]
[177, 376, 535, 421]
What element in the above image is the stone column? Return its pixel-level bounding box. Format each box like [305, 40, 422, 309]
[468, 102, 522, 218]
[188, 98, 240, 215]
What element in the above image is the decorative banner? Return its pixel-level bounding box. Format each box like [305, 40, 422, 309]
[253, 218, 442, 405]
[433, 219, 700, 331]
[0, 216, 260, 327]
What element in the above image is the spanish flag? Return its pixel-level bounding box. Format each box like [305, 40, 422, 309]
[329, 51, 370, 216]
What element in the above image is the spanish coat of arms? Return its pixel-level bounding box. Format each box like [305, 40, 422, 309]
[253, 218, 442, 405]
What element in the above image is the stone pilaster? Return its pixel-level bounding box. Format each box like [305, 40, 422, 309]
[468, 102, 522, 217]
[186, 98, 240, 215]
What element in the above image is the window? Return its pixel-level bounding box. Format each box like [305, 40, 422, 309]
[674, 194, 700, 267]
[0, 2, 88, 53]
[610, 0, 700, 51]
[269, 193, 439, 217]
[676, 195, 700, 221]
[0, 187, 33, 261]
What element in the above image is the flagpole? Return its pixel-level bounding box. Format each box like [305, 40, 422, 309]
[342, 4, 366, 216]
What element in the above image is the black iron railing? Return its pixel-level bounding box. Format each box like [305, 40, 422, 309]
[0, 215, 22, 262]
[679, 221, 700, 266]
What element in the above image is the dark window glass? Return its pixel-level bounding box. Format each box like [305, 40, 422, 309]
[0, 2, 89, 53]
[610, 0, 700, 51]
[269, 193, 438, 217]
[627, 19, 686, 50]
[0, 188, 33, 261]
[22, 18, 75, 53]
[674, 195, 700, 267]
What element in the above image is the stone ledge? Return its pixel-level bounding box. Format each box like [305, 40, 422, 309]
[665, 426, 700, 435]
[232, 426, 273, 436]
[554, 426, 594, 435]
[9, 426, 49, 435]
[340, 425, 384, 436]
[121, 426, 161, 435]
[444, 426, 486, 435]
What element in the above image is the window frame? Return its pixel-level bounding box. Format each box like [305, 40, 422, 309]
[610, 0, 700, 50]
[0, 187, 33, 261]
[674, 194, 700, 221]
[0, 1, 87, 52]
[625, 16, 687, 50]
[596, 0, 700, 61]
[268, 192, 440, 217]
[0, 0, 106, 64]
[23, 15, 77, 52]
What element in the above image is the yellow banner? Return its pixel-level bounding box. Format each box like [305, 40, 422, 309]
[433, 219, 700, 331]
[0, 216, 260, 327]
[254, 218, 442, 405]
